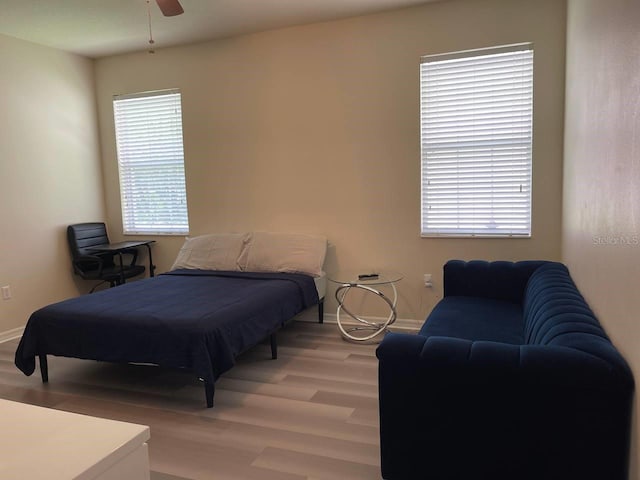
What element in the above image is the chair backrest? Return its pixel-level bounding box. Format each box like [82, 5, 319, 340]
[67, 222, 111, 259]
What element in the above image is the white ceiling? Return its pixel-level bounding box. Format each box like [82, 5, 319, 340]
[0, 0, 439, 58]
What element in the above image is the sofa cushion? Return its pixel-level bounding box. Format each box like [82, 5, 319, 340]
[419, 296, 524, 344]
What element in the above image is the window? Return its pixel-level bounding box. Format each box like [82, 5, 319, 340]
[420, 44, 533, 237]
[113, 89, 189, 235]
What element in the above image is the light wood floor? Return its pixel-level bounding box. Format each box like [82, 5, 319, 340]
[0, 321, 382, 480]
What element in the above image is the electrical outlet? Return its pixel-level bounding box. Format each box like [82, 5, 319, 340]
[423, 274, 433, 288]
[1, 285, 11, 300]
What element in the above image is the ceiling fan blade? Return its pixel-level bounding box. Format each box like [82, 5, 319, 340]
[156, 0, 184, 16]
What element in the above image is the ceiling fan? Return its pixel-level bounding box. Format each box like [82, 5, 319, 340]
[146, 0, 184, 53]
[155, 0, 184, 17]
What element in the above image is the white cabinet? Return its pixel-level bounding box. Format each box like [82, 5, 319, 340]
[0, 399, 150, 480]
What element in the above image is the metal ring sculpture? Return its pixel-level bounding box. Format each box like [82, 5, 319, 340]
[335, 282, 398, 342]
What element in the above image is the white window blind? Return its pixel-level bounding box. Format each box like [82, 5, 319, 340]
[113, 89, 189, 235]
[420, 44, 533, 237]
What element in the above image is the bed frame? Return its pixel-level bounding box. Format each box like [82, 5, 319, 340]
[36, 300, 323, 408]
[17, 271, 325, 408]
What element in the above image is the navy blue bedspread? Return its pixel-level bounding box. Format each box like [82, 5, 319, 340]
[15, 270, 319, 385]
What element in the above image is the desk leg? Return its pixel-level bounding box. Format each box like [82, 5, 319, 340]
[117, 251, 125, 285]
[145, 244, 155, 277]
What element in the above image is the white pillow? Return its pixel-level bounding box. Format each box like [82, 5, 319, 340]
[171, 233, 250, 271]
[238, 232, 327, 277]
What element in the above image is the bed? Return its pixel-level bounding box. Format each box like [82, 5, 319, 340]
[15, 232, 327, 408]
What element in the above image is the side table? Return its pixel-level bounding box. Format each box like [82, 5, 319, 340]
[328, 271, 403, 342]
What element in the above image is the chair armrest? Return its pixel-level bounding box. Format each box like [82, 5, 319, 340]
[72, 254, 105, 275]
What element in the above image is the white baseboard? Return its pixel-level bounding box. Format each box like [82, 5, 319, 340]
[295, 309, 422, 333]
[0, 326, 24, 344]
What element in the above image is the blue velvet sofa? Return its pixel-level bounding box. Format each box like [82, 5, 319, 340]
[376, 260, 634, 480]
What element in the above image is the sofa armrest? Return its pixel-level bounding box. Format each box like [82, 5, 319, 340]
[376, 333, 633, 480]
[377, 333, 632, 397]
[443, 259, 548, 303]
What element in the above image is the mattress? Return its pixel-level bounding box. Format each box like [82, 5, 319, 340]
[314, 272, 327, 300]
[15, 270, 320, 386]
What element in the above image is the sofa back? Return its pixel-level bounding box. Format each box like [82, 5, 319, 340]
[444, 260, 547, 304]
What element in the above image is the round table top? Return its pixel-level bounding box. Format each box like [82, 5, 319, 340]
[328, 270, 403, 286]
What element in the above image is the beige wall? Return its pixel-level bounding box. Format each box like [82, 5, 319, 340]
[563, 1, 640, 477]
[95, 0, 566, 319]
[0, 34, 104, 332]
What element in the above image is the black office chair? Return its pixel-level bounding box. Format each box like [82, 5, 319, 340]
[67, 223, 146, 292]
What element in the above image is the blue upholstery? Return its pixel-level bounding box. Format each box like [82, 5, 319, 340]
[377, 260, 633, 480]
[419, 296, 524, 344]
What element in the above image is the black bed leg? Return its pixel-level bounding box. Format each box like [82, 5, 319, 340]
[270, 333, 278, 359]
[39, 354, 48, 383]
[318, 298, 324, 324]
[204, 381, 214, 408]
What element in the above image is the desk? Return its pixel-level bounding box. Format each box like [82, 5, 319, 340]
[88, 240, 156, 284]
[328, 271, 403, 342]
[0, 399, 150, 479]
